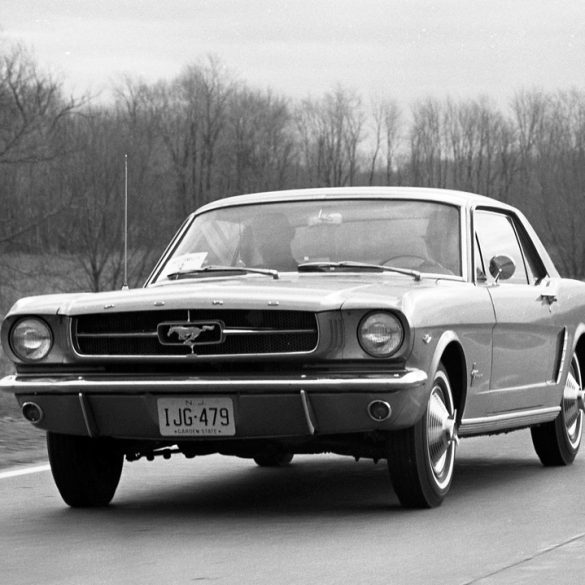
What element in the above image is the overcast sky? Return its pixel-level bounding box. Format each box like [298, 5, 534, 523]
[2, 0, 584, 107]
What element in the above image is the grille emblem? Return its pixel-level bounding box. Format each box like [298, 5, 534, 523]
[158, 321, 224, 353]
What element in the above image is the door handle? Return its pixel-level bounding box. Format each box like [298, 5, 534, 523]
[540, 292, 558, 304]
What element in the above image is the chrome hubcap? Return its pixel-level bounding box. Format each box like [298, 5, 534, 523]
[426, 375, 457, 489]
[563, 357, 584, 450]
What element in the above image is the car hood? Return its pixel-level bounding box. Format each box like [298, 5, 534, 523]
[7, 273, 459, 316]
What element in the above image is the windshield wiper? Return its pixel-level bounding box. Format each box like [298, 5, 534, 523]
[297, 261, 421, 281]
[166, 265, 280, 280]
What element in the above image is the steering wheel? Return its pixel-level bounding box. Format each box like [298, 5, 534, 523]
[382, 254, 429, 267]
[383, 254, 452, 274]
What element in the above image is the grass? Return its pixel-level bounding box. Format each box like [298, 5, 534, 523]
[0, 252, 87, 309]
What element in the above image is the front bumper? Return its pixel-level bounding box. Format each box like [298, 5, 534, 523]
[1, 369, 428, 439]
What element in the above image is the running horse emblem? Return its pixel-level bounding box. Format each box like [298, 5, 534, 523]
[168, 324, 216, 352]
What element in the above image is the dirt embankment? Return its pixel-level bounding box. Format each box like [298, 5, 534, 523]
[0, 391, 47, 469]
[0, 416, 47, 469]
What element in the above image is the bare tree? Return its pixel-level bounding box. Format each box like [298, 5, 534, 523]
[0, 44, 83, 249]
[114, 77, 175, 247]
[295, 86, 364, 187]
[4, 38, 585, 286]
[382, 100, 402, 185]
[409, 98, 448, 187]
[523, 90, 585, 277]
[54, 109, 128, 291]
[368, 98, 384, 185]
[226, 87, 295, 193]
[368, 98, 402, 186]
[442, 97, 518, 198]
[0, 44, 79, 165]
[151, 56, 234, 217]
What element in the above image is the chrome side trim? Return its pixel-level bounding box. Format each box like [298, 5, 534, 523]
[459, 406, 560, 437]
[0, 369, 427, 395]
[555, 328, 569, 385]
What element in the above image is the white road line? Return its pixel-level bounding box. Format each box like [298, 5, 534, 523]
[0, 464, 50, 480]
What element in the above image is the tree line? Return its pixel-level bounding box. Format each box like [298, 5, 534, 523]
[1, 43, 585, 291]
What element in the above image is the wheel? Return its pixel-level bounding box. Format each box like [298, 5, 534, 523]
[387, 364, 458, 508]
[253, 452, 294, 467]
[47, 432, 124, 507]
[531, 353, 584, 466]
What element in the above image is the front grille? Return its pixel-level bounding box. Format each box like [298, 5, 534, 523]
[73, 310, 319, 356]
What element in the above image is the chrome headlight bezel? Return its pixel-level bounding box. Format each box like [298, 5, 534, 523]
[9, 317, 54, 362]
[357, 311, 404, 358]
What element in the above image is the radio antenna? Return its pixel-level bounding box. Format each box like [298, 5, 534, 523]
[122, 153, 129, 290]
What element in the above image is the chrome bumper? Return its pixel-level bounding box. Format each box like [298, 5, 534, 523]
[0, 369, 427, 394]
[2, 369, 429, 439]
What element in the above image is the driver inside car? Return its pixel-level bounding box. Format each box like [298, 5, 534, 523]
[241, 213, 298, 272]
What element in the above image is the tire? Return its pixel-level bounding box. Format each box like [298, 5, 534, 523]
[253, 452, 294, 467]
[47, 432, 124, 508]
[531, 353, 583, 466]
[387, 364, 457, 508]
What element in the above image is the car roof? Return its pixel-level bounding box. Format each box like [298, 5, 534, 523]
[195, 186, 515, 215]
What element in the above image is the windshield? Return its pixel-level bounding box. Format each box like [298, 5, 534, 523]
[153, 199, 462, 282]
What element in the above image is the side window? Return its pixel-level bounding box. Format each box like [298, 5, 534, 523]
[515, 221, 548, 283]
[474, 210, 528, 284]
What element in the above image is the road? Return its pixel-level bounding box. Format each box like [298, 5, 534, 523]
[1, 430, 584, 585]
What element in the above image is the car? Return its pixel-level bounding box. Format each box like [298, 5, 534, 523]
[2, 186, 585, 509]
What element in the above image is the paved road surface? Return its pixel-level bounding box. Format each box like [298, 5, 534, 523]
[2, 431, 584, 585]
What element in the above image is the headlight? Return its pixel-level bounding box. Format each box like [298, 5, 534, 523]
[358, 312, 404, 358]
[10, 318, 53, 361]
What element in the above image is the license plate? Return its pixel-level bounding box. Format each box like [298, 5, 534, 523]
[157, 397, 235, 437]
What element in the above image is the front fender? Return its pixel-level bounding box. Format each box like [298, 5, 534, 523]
[405, 329, 467, 425]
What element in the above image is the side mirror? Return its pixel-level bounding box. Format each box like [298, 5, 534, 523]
[489, 254, 516, 282]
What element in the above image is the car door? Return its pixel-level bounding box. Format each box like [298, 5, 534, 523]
[474, 208, 562, 414]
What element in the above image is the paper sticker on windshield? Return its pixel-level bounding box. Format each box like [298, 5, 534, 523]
[162, 253, 208, 277]
[308, 210, 343, 226]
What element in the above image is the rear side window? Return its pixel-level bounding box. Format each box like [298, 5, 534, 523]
[474, 210, 528, 284]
